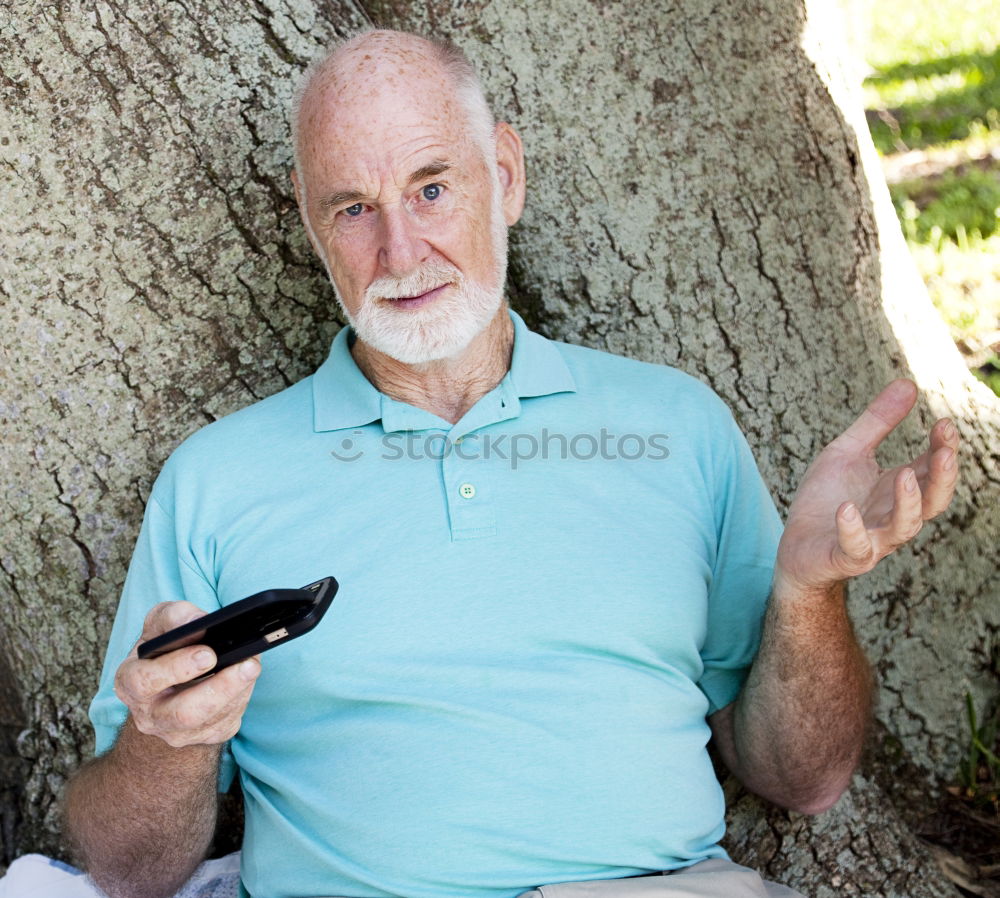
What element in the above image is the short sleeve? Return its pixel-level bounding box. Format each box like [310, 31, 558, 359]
[697, 416, 783, 715]
[88, 487, 236, 790]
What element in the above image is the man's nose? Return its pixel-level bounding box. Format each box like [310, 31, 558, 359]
[377, 204, 430, 276]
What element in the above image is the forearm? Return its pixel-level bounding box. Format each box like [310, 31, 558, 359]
[728, 579, 873, 813]
[64, 717, 222, 898]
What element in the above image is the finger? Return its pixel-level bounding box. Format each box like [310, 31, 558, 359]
[921, 444, 959, 519]
[176, 656, 261, 707]
[838, 379, 918, 455]
[878, 467, 924, 553]
[903, 419, 959, 518]
[158, 658, 262, 744]
[141, 601, 209, 642]
[930, 417, 960, 454]
[116, 644, 218, 704]
[897, 418, 959, 482]
[834, 502, 875, 572]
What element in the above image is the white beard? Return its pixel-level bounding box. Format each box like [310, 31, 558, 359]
[330, 185, 509, 365]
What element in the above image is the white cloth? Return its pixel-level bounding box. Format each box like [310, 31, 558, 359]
[0, 851, 240, 898]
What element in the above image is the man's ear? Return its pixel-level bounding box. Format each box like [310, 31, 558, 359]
[493, 122, 526, 227]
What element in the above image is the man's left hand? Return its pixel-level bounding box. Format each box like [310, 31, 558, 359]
[775, 379, 959, 596]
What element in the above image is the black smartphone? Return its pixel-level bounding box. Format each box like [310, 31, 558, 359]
[137, 576, 338, 675]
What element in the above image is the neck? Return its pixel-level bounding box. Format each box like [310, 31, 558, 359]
[350, 304, 515, 424]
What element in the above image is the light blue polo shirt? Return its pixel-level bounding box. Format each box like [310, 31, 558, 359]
[90, 310, 782, 898]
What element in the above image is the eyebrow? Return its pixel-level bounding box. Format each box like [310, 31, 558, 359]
[317, 160, 453, 211]
[408, 160, 451, 184]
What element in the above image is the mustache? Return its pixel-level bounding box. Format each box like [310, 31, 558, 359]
[366, 261, 462, 301]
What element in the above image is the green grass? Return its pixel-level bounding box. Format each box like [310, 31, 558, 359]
[904, 232, 1000, 341]
[865, 51, 1000, 154]
[862, 0, 1000, 396]
[865, 0, 1000, 72]
[959, 692, 1000, 808]
[891, 166, 1000, 243]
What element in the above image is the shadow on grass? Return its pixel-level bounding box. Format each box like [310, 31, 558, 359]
[865, 47, 1000, 153]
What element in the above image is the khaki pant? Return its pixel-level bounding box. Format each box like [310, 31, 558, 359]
[244, 859, 807, 897]
[515, 859, 806, 897]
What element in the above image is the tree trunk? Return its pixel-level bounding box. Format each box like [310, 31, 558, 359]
[1, 0, 996, 894]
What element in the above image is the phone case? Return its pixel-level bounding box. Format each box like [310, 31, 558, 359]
[137, 576, 338, 674]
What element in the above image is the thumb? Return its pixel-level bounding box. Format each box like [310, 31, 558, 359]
[833, 502, 875, 572]
[838, 379, 917, 454]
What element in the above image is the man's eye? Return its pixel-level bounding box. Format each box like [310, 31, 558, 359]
[343, 203, 364, 217]
[421, 184, 443, 201]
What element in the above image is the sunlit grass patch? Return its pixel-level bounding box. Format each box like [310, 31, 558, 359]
[865, 49, 1000, 154]
[863, 0, 999, 396]
[905, 232, 1000, 392]
[907, 231, 1000, 335]
[865, 0, 1000, 71]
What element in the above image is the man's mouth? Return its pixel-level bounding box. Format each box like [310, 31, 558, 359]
[384, 283, 450, 310]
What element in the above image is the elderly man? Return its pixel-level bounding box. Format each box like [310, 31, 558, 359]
[64, 29, 959, 898]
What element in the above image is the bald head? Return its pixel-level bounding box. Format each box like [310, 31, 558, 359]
[291, 30, 496, 183]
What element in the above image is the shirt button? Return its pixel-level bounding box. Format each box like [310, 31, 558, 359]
[459, 483, 476, 499]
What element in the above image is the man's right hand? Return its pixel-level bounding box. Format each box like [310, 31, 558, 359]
[113, 601, 261, 749]
[66, 600, 246, 897]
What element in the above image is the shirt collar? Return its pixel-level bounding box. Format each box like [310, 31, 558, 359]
[312, 308, 577, 433]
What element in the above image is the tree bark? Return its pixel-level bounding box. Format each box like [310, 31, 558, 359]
[1, 0, 996, 893]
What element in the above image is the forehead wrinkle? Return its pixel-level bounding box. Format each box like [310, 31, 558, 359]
[300, 80, 459, 166]
[316, 159, 453, 212]
[304, 103, 461, 174]
[318, 141, 453, 200]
